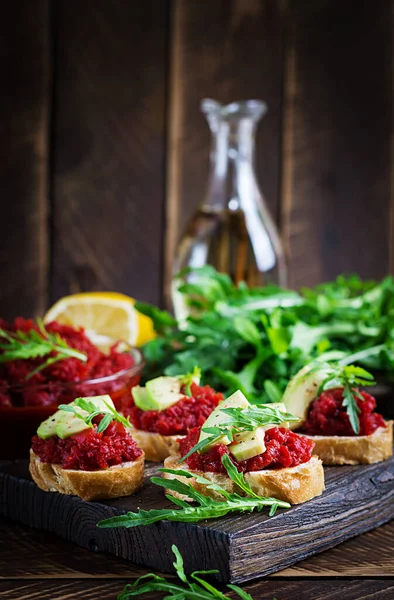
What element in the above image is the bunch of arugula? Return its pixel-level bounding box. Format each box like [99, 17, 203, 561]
[118, 544, 255, 599]
[98, 453, 290, 529]
[58, 397, 131, 433]
[0, 319, 87, 378]
[136, 266, 394, 402]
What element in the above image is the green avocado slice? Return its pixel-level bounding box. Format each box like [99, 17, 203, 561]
[145, 376, 185, 410]
[198, 390, 250, 452]
[282, 364, 332, 428]
[230, 426, 266, 461]
[229, 402, 289, 461]
[37, 413, 61, 440]
[132, 385, 155, 411]
[36, 395, 115, 440]
[55, 395, 115, 439]
[131, 370, 202, 412]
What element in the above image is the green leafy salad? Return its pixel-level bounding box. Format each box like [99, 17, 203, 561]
[136, 267, 394, 403]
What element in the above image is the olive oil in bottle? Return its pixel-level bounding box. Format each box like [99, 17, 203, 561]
[172, 99, 287, 321]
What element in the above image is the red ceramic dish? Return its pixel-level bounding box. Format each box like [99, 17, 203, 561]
[0, 347, 144, 459]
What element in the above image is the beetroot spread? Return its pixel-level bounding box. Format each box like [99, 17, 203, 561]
[179, 426, 314, 474]
[125, 382, 223, 436]
[302, 388, 386, 436]
[31, 418, 142, 471]
[0, 318, 134, 407]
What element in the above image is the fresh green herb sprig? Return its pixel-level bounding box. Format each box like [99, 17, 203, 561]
[179, 365, 202, 397]
[314, 362, 375, 434]
[58, 397, 131, 434]
[97, 453, 289, 529]
[0, 319, 87, 379]
[118, 544, 254, 599]
[180, 404, 300, 462]
[136, 267, 394, 402]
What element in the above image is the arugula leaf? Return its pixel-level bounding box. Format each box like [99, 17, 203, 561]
[155, 469, 232, 500]
[151, 474, 229, 504]
[342, 382, 361, 434]
[213, 349, 269, 400]
[72, 398, 97, 413]
[0, 319, 87, 378]
[97, 413, 113, 433]
[57, 397, 131, 433]
[97, 455, 290, 530]
[190, 573, 229, 599]
[290, 321, 356, 354]
[179, 366, 202, 397]
[118, 544, 256, 599]
[134, 302, 177, 333]
[221, 455, 260, 499]
[263, 380, 282, 403]
[172, 544, 188, 583]
[98, 489, 287, 528]
[226, 585, 254, 600]
[315, 362, 376, 434]
[178, 437, 220, 463]
[233, 316, 261, 348]
[261, 314, 289, 355]
[179, 403, 300, 461]
[140, 267, 394, 401]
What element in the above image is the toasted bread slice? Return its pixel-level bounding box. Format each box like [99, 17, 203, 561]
[162, 454, 325, 505]
[29, 450, 145, 501]
[303, 421, 393, 465]
[127, 427, 183, 462]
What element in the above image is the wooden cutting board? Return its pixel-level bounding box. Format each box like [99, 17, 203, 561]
[0, 457, 393, 583]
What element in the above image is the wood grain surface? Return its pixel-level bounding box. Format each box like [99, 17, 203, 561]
[1, 1, 393, 314]
[165, 0, 286, 304]
[1, 457, 393, 583]
[0, 1, 50, 319]
[50, 0, 169, 306]
[1, 516, 394, 579]
[1, 578, 394, 600]
[281, 0, 393, 289]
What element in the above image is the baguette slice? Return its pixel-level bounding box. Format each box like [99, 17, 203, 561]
[302, 421, 393, 465]
[29, 449, 145, 501]
[127, 427, 183, 462]
[163, 454, 325, 505]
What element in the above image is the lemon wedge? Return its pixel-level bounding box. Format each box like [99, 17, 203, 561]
[44, 292, 155, 348]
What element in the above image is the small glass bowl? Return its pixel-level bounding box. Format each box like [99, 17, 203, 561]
[0, 347, 145, 459]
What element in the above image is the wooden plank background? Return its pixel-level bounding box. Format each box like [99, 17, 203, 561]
[281, 0, 393, 288]
[0, 0, 393, 318]
[51, 0, 169, 307]
[0, 1, 50, 318]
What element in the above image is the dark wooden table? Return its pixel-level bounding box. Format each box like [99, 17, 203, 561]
[1, 516, 393, 599]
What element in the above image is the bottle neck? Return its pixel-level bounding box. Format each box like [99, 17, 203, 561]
[204, 118, 257, 211]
